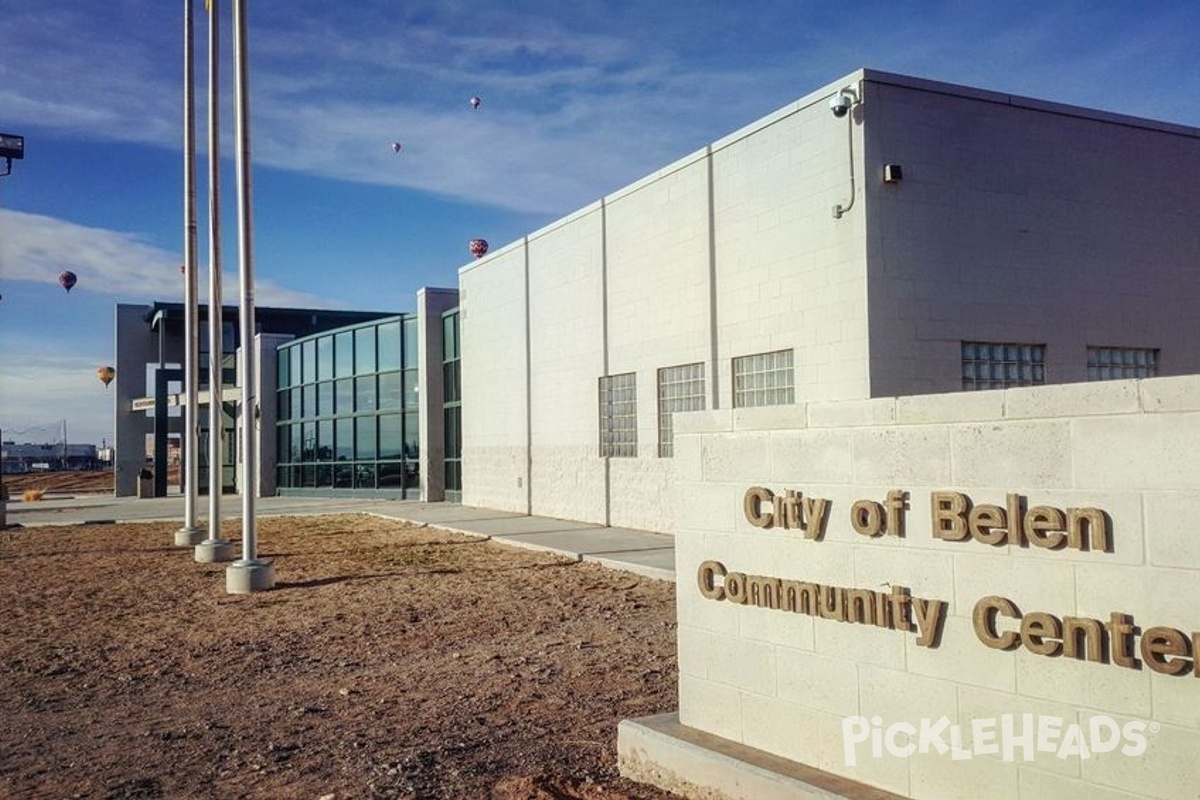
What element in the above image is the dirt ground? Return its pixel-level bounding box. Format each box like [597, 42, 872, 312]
[0, 515, 680, 799]
[3, 469, 119, 496]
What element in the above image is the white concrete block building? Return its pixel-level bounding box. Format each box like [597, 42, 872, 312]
[458, 68, 1200, 534]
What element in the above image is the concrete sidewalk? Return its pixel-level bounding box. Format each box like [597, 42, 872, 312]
[2, 494, 676, 582]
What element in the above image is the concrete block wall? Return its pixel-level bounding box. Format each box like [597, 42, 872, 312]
[712, 82, 870, 404]
[864, 75, 1200, 397]
[674, 374, 1200, 799]
[460, 246, 531, 514]
[601, 154, 711, 530]
[526, 210, 608, 524]
[458, 73, 872, 532]
[417, 288, 458, 502]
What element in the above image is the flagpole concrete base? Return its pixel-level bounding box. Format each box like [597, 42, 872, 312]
[194, 539, 235, 563]
[174, 526, 205, 547]
[226, 558, 274, 594]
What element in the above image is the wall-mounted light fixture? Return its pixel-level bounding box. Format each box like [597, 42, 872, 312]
[884, 163, 903, 183]
[831, 88, 861, 219]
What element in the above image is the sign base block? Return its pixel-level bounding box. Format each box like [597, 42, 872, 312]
[618, 712, 905, 800]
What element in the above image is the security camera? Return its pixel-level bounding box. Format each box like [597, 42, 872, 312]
[829, 93, 852, 118]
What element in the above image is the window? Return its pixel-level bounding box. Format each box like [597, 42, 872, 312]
[402, 369, 419, 409]
[378, 414, 402, 460]
[275, 315, 419, 496]
[355, 416, 377, 460]
[289, 346, 302, 387]
[355, 375, 377, 412]
[657, 363, 705, 457]
[316, 336, 333, 380]
[1087, 347, 1158, 381]
[302, 384, 316, 418]
[317, 419, 333, 462]
[301, 339, 316, 384]
[441, 310, 462, 496]
[335, 418, 353, 461]
[378, 371, 402, 410]
[962, 342, 1045, 390]
[317, 381, 333, 417]
[599, 372, 637, 457]
[403, 317, 419, 369]
[334, 332, 353, 378]
[336, 378, 353, 414]
[733, 349, 794, 408]
[354, 327, 376, 374]
[377, 321, 402, 371]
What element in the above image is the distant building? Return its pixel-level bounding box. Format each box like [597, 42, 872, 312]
[113, 292, 458, 499]
[1, 442, 100, 473]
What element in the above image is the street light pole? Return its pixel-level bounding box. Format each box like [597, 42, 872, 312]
[0, 133, 23, 529]
[176, 0, 204, 547]
[0, 426, 7, 529]
[226, 0, 273, 593]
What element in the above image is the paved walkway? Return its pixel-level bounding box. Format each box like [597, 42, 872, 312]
[1, 494, 676, 582]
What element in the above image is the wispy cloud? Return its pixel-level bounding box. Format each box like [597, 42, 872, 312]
[1, 210, 186, 298]
[0, 1, 830, 215]
[0, 210, 339, 308]
[0, 6, 178, 146]
[0, 350, 117, 445]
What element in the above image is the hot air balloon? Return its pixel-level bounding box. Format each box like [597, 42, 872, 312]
[391, 141, 403, 154]
[59, 270, 78, 293]
[469, 96, 482, 110]
[97, 366, 116, 389]
[469, 238, 489, 259]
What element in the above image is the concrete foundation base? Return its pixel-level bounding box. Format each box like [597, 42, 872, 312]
[194, 539, 236, 563]
[227, 558, 275, 593]
[174, 526, 205, 547]
[617, 712, 905, 800]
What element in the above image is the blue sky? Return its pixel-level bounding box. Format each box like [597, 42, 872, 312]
[1, 0, 1199, 448]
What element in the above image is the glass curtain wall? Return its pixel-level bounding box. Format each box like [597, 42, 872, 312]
[275, 316, 420, 498]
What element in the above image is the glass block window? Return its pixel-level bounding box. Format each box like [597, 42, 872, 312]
[962, 342, 1045, 390]
[733, 349, 794, 408]
[599, 372, 637, 458]
[657, 363, 705, 457]
[1087, 347, 1158, 381]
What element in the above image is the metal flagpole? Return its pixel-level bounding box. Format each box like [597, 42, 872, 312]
[176, 0, 204, 547]
[227, 0, 273, 593]
[196, 0, 233, 563]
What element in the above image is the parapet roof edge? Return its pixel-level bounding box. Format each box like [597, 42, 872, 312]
[861, 68, 1200, 138]
[138, 300, 404, 321]
[416, 286, 459, 297]
[458, 200, 607, 276]
[458, 66, 1200, 276]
